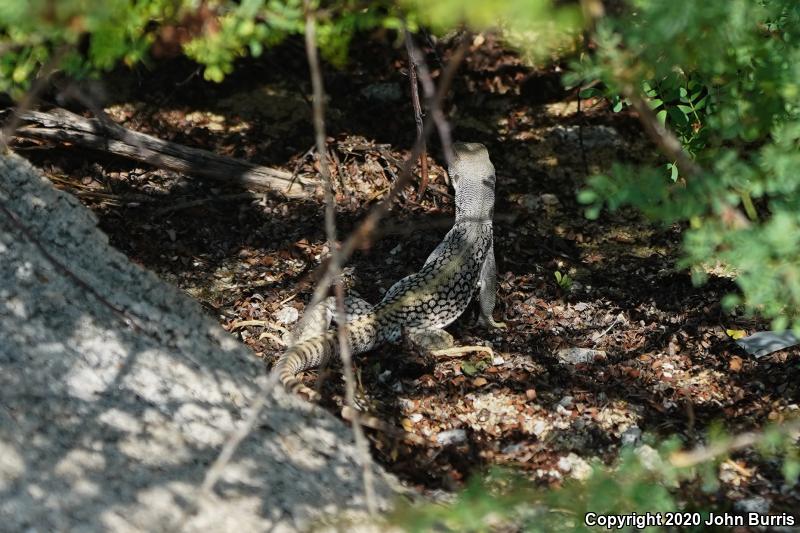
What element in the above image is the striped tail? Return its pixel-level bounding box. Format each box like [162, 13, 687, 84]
[274, 330, 340, 400]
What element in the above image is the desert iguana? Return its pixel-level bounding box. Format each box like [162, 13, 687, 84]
[275, 142, 503, 399]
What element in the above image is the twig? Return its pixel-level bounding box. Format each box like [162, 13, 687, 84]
[576, 66, 590, 177]
[404, 30, 429, 199]
[341, 406, 427, 445]
[669, 418, 800, 468]
[288, 144, 316, 192]
[581, 1, 751, 230]
[622, 80, 750, 230]
[286, 37, 470, 357]
[622, 89, 701, 178]
[431, 345, 495, 358]
[404, 30, 457, 167]
[200, 373, 279, 493]
[591, 313, 621, 347]
[304, 1, 377, 515]
[228, 319, 289, 334]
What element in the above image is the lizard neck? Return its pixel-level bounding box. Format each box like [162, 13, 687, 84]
[454, 180, 495, 224]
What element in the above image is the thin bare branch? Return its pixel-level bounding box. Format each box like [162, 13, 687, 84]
[287, 37, 469, 354]
[404, 30, 429, 199]
[199, 374, 279, 494]
[622, 89, 701, 178]
[304, 1, 377, 514]
[670, 418, 800, 468]
[583, 1, 750, 229]
[404, 30, 457, 167]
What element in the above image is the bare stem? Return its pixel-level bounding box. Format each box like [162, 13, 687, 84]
[404, 30, 429, 199]
[622, 88, 701, 178]
[670, 418, 800, 468]
[200, 373, 279, 494]
[286, 37, 469, 348]
[404, 30, 456, 167]
[303, 2, 377, 515]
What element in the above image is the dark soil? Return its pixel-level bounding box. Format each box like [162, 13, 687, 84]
[13, 33, 800, 515]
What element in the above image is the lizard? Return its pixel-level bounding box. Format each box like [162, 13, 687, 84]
[274, 141, 503, 400]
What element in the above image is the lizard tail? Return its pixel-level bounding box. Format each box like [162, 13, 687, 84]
[273, 330, 339, 401]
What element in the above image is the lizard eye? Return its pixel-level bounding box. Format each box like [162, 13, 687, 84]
[483, 174, 495, 188]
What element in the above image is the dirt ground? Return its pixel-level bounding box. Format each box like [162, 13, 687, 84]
[15, 34, 800, 515]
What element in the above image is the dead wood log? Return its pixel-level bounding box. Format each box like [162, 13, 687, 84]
[8, 107, 319, 199]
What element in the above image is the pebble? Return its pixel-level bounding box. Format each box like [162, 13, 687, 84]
[635, 445, 663, 472]
[274, 306, 299, 325]
[556, 347, 605, 365]
[502, 442, 526, 455]
[539, 193, 560, 206]
[621, 426, 642, 446]
[734, 496, 770, 515]
[436, 429, 467, 446]
[556, 405, 572, 416]
[557, 453, 592, 481]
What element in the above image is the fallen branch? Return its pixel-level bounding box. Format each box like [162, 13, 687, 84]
[7, 107, 319, 199]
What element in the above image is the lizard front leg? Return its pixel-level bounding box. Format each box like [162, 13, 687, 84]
[477, 246, 506, 329]
[405, 328, 495, 359]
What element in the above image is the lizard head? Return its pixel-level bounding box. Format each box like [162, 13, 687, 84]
[449, 142, 495, 223]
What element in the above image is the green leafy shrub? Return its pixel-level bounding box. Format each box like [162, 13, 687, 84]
[569, 0, 800, 331]
[0, 0, 408, 95]
[404, 0, 582, 63]
[393, 423, 799, 532]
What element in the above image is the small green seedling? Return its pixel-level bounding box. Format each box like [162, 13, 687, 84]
[554, 270, 573, 291]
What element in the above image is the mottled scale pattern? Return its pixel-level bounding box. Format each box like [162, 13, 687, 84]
[371, 222, 493, 343]
[275, 142, 498, 400]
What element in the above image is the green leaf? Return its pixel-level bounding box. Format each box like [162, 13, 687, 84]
[577, 189, 598, 204]
[580, 87, 602, 99]
[667, 162, 679, 182]
[783, 458, 800, 484]
[461, 361, 478, 376]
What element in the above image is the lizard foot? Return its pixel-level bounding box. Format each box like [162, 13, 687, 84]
[477, 314, 508, 329]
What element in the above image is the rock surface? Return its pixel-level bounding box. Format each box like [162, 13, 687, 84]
[0, 155, 400, 532]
